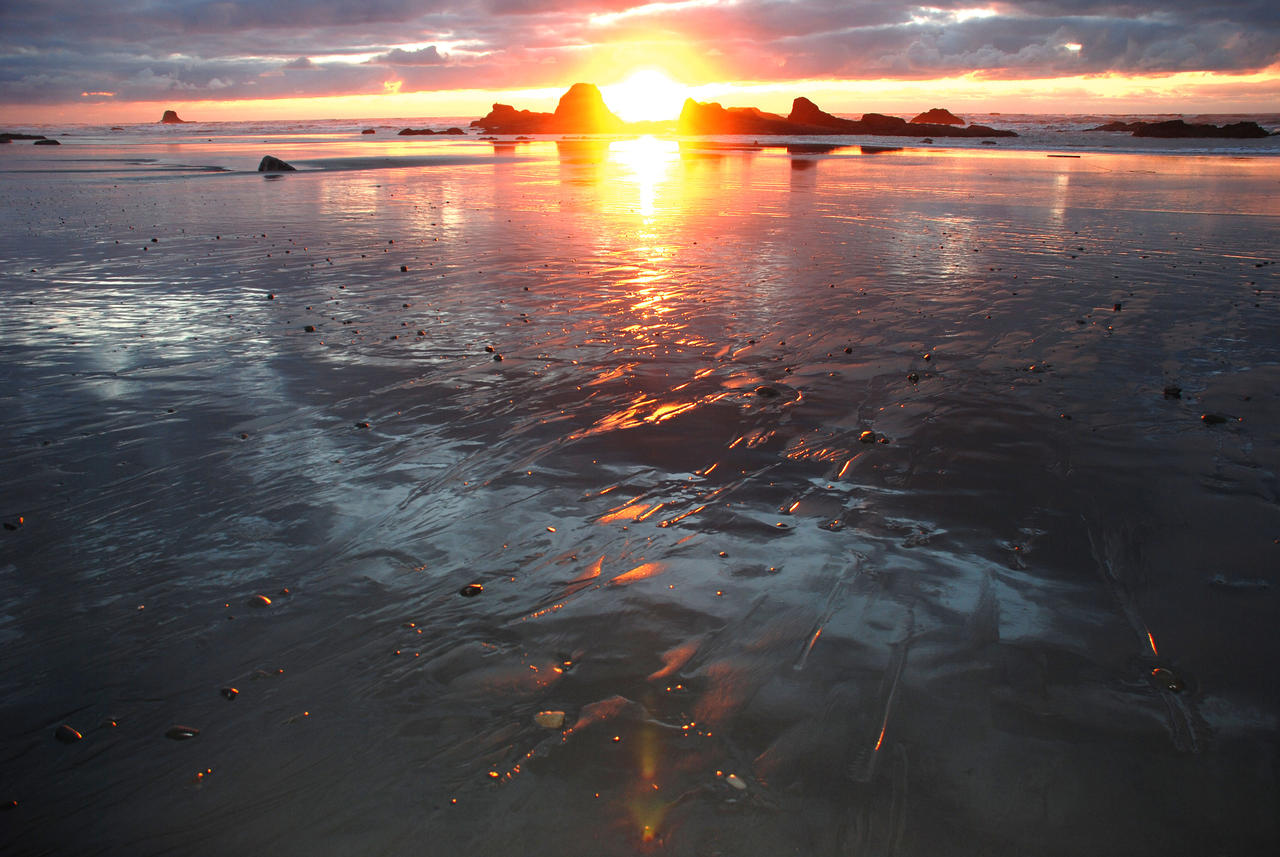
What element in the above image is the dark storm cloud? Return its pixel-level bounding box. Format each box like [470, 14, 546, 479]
[0, 1, 1276, 107]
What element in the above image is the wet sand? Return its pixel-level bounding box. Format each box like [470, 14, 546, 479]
[1, 140, 1278, 855]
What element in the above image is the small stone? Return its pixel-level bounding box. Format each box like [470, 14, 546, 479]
[754, 385, 780, 398]
[493, 353, 502, 361]
[267, 293, 275, 300]
[725, 773, 748, 791]
[248, 594, 272, 608]
[400, 265, 408, 272]
[257, 155, 295, 172]
[533, 711, 566, 729]
[55, 724, 82, 744]
[304, 324, 316, 333]
[165, 725, 200, 740]
[907, 372, 919, 383]
[1163, 386, 1182, 399]
[1113, 303, 1122, 311]
[459, 583, 484, 597]
[355, 421, 371, 429]
[1201, 413, 1228, 425]
[221, 687, 239, 700]
[859, 430, 877, 444]
[1151, 667, 1185, 693]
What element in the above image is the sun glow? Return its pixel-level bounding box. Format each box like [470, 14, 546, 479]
[602, 69, 689, 122]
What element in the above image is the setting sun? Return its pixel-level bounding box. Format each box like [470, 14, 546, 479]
[602, 69, 689, 123]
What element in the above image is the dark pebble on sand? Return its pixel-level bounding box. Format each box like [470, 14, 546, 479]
[1163, 386, 1182, 399]
[459, 583, 484, 597]
[248, 594, 272, 607]
[55, 724, 82, 744]
[267, 293, 275, 299]
[493, 354, 502, 361]
[755, 385, 780, 397]
[859, 430, 877, 444]
[221, 687, 239, 700]
[907, 372, 920, 383]
[1151, 668, 1185, 692]
[304, 325, 316, 332]
[1113, 303, 1122, 311]
[165, 726, 200, 740]
[355, 421, 371, 429]
[400, 265, 408, 272]
[1201, 413, 1228, 425]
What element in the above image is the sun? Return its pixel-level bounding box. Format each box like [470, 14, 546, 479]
[601, 69, 688, 123]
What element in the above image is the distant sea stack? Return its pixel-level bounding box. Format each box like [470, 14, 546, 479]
[471, 83, 623, 134]
[1132, 119, 1270, 139]
[910, 108, 964, 125]
[677, 96, 1016, 138]
[160, 110, 186, 124]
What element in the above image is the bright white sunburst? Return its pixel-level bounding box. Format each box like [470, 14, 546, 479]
[601, 69, 688, 123]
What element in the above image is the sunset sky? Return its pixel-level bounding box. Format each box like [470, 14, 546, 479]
[2, 1, 1278, 124]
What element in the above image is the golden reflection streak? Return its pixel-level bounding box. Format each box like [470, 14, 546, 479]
[609, 136, 679, 220]
[609, 561, 665, 585]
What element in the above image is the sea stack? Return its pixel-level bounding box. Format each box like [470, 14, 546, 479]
[160, 110, 186, 124]
[910, 108, 964, 125]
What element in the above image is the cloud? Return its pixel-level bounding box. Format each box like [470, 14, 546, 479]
[372, 46, 447, 66]
[0, 1, 1276, 108]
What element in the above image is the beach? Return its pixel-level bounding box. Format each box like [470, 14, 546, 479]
[1, 133, 1278, 855]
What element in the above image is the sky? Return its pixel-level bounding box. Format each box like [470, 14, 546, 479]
[1, 1, 1278, 123]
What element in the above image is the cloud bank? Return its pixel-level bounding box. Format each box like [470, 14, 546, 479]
[0, 1, 1276, 107]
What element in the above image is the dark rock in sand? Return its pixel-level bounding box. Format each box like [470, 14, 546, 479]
[1201, 413, 1230, 425]
[361, 128, 376, 134]
[1133, 119, 1270, 139]
[911, 107, 964, 125]
[221, 687, 239, 700]
[165, 725, 199, 740]
[1, 132, 48, 142]
[1163, 385, 1182, 399]
[248, 594, 272, 608]
[55, 724, 83, 743]
[33, 138, 60, 146]
[160, 110, 186, 124]
[459, 583, 484, 597]
[258, 155, 296, 172]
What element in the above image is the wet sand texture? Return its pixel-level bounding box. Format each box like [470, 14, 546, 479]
[1, 142, 1278, 856]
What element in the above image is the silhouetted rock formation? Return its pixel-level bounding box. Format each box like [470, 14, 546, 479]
[1088, 120, 1148, 132]
[678, 96, 1017, 138]
[1132, 119, 1270, 139]
[910, 108, 963, 125]
[33, 138, 61, 145]
[361, 128, 376, 134]
[257, 155, 295, 172]
[1, 132, 47, 142]
[160, 110, 186, 124]
[398, 127, 466, 136]
[471, 83, 623, 134]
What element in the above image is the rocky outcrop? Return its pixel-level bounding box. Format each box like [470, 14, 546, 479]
[1132, 119, 1270, 139]
[361, 128, 376, 134]
[678, 96, 1017, 138]
[398, 127, 466, 136]
[1088, 120, 1148, 132]
[1, 132, 48, 143]
[257, 155, 296, 172]
[160, 110, 186, 124]
[910, 107, 963, 125]
[471, 83, 623, 134]
[552, 83, 624, 133]
[33, 138, 61, 145]
[678, 99, 799, 135]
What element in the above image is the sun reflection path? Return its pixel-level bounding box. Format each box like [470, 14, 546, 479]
[609, 136, 679, 220]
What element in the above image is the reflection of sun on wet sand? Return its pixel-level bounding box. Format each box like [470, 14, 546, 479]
[1, 119, 1278, 857]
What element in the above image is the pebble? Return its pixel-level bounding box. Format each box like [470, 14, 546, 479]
[533, 711, 566, 729]
[859, 430, 877, 444]
[304, 324, 316, 333]
[54, 724, 82, 744]
[165, 725, 200, 740]
[221, 687, 239, 700]
[248, 594, 272, 607]
[1163, 386, 1182, 399]
[1200, 413, 1228, 425]
[907, 372, 919, 383]
[725, 773, 748, 791]
[459, 583, 484, 597]
[754, 385, 780, 398]
[1151, 668, 1185, 693]
[354, 421, 371, 429]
